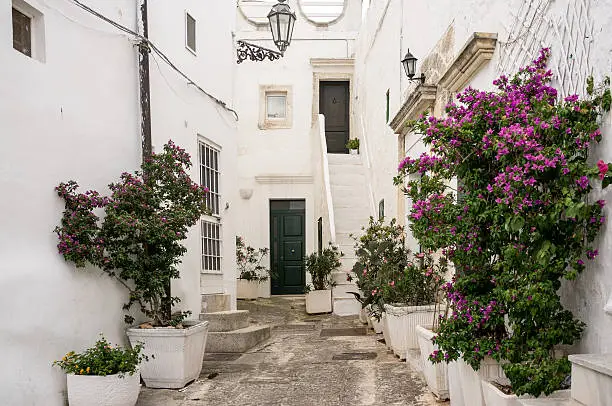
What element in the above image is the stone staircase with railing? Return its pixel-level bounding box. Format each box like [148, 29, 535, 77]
[327, 154, 372, 316]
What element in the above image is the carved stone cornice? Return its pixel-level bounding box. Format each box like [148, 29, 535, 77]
[438, 32, 498, 92]
[390, 84, 437, 135]
[255, 175, 313, 184]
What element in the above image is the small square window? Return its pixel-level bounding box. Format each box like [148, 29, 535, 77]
[266, 94, 287, 119]
[12, 7, 31, 57]
[186, 12, 196, 53]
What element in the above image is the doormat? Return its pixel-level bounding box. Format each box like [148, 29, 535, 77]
[332, 352, 377, 361]
[320, 327, 368, 337]
[203, 353, 242, 362]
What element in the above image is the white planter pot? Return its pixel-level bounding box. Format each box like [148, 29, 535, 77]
[448, 361, 464, 406]
[67, 370, 140, 406]
[416, 325, 449, 400]
[126, 320, 209, 389]
[370, 316, 383, 333]
[381, 313, 392, 349]
[569, 353, 612, 406]
[455, 357, 507, 406]
[384, 303, 436, 359]
[237, 279, 259, 300]
[305, 289, 332, 314]
[358, 307, 369, 324]
[482, 381, 570, 406]
[349, 149, 359, 155]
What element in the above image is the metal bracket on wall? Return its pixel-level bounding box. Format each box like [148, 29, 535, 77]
[236, 40, 283, 64]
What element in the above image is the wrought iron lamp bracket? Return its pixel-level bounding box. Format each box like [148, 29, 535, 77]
[236, 40, 284, 64]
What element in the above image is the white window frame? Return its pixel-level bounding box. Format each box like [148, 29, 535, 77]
[199, 138, 223, 274]
[11, 0, 45, 62]
[259, 85, 293, 129]
[185, 11, 196, 55]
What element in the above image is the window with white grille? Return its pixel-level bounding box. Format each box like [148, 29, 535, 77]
[199, 140, 222, 273]
[199, 142, 220, 216]
[201, 220, 222, 272]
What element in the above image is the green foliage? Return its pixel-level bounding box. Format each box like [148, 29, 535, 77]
[236, 236, 271, 282]
[346, 138, 360, 150]
[53, 336, 146, 376]
[305, 243, 342, 290]
[395, 49, 612, 397]
[55, 141, 210, 327]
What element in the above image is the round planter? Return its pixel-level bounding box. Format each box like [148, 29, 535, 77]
[358, 307, 369, 324]
[237, 279, 259, 300]
[370, 316, 383, 333]
[384, 303, 436, 359]
[416, 325, 449, 400]
[305, 289, 332, 314]
[126, 320, 209, 389]
[349, 149, 359, 155]
[66, 370, 140, 406]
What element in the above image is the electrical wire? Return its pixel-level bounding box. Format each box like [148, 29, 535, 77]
[70, 0, 239, 121]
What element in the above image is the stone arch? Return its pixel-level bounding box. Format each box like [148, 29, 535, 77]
[238, 0, 346, 27]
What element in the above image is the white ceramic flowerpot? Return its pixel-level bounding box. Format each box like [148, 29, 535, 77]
[237, 279, 259, 300]
[126, 320, 209, 389]
[358, 307, 369, 324]
[66, 370, 140, 406]
[482, 380, 570, 406]
[455, 357, 507, 406]
[381, 313, 392, 349]
[384, 303, 436, 359]
[416, 325, 449, 400]
[305, 289, 332, 314]
[370, 316, 383, 333]
[349, 149, 359, 155]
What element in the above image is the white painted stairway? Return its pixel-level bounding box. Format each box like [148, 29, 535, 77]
[327, 154, 372, 316]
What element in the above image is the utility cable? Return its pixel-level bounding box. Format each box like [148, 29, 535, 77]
[70, 0, 239, 121]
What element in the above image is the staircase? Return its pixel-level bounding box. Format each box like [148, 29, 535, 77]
[327, 154, 372, 316]
[199, 294, 270, 352]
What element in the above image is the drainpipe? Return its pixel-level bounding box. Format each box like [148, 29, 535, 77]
[138, 0, 152, 161]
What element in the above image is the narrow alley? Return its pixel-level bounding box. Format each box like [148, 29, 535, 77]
[137, 297, 441, 406]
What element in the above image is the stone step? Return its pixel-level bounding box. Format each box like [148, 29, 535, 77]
[205, 325, 271, 353]
[199, 310, 249, 332]
[327, 154, 362, 165]
[333, 296, 362, 316]
[329, 172, 366, 186]
[201, 293, 231, 313]
[332, 283, 360, 297]
[340, 257, 357, 272]
[332, 270, 353, 285]
[328, 164, 366, 176]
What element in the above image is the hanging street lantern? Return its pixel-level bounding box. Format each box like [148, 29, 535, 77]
[401, 49, 425, 84]
[268, 0, 297, 53]
[237, 0, 297, 63]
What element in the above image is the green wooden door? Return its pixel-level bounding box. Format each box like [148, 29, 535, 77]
[270, 200, 306, 295]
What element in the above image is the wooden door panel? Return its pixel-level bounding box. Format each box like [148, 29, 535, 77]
[270, 201, 306, 295]
[320, 81, 350, 154]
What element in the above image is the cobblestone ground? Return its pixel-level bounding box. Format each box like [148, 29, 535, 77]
[137, 296, 446, 406]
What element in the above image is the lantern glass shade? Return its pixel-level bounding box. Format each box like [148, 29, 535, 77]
[268, 1, 296, 53]
[402, 50, 417, 79]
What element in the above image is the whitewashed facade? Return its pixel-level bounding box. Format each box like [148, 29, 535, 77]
[0, 1, 237, 404]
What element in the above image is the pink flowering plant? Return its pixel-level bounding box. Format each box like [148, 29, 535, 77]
[395, 49, 611, 396]
[55, 141, 210, 327]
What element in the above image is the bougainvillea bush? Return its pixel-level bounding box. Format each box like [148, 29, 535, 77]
[55, 141, 210, 327]
[395, 49, 611, 396]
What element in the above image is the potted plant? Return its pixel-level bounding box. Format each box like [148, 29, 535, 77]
[55, 141, 211, 389]
[382, 252, 444, 360]
[236, 236, 271, 300]
[395, 48, 612, 401]
[304, 243, 342, 314]
[346, 138, 360, 155]
[53, 336, 146, 406]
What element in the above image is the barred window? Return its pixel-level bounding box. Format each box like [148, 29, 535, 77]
[199, 142, 220, 216]
[201, 220, 222, 272]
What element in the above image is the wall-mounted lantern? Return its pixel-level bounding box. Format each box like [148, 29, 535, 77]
[237, 0, 297, 63]
[401, 49, 425, 84]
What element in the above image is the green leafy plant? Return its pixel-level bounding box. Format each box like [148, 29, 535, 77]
[304, 243, 343, 291]
[53, 336, 146, 377]
[395, 48, 612, 396]
[236, 236, 271, 282]
[55, 141, 210, 327]
[346, 138, 360, 151]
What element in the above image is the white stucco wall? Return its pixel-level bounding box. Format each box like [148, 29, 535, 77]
[233, 0, 362, 294]
[0, 0, 237, 404]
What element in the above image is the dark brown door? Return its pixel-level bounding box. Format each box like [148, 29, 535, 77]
[270, 200, 306, 295]
[320, 81, 350, 153]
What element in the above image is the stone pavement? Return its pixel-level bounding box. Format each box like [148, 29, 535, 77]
[137, 296, 446, 406]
